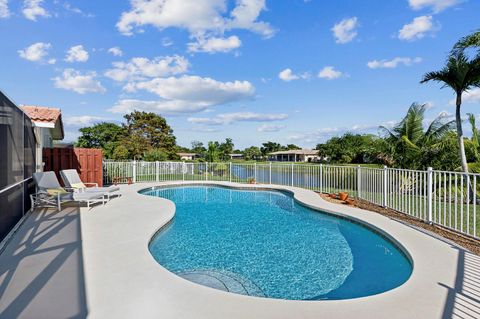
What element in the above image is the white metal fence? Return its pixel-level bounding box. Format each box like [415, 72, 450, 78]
[103, 161, 480, 239]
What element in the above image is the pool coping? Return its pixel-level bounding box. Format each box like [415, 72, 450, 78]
[80, 181, 468, 319]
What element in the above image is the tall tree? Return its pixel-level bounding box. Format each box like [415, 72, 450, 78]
[260, 142, 284, 156]
[206, 141, 220, 162]
[75, 122, 125, 159]
[219, 138, 234, 160]
[122, 111, 177, 158]
[243, 146, 262, 160]
[191, 141, 206, 155]
[286, 144, 301, 150]
[421, 52, 480, 173]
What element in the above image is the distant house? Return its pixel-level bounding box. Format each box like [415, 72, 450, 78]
[268, 149, 320, 162]
[229, 153, 244, 160]
[21, 105, 64, 171]
[177, 152, 198, 161]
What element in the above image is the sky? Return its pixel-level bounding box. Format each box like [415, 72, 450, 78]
[1, 0, 480, 150]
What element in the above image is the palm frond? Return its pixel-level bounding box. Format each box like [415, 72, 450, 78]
[452, 30, 480, 55]
[401, 135, 421, 152]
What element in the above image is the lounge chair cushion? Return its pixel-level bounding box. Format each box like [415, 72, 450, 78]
[71, 182, 86, 189]
[47, 188, 69, 196]
[83, 185, 121, 193]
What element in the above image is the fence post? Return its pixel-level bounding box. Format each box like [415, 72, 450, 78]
[182, 161, 185, 181]
[269, 162, 272, 184]
[357, 165, 361, 198]
[383, 166, 388, 207]
[229, 162, 232, 182]
[427, 167, 433, 224]
[254, 162, 257, 183]
[132, 160, 137, 183]
[291, 163, 294, 187]
[319, 164, 323, 193]
[206, 162, 209, 181]
[155, 161, 159, 182]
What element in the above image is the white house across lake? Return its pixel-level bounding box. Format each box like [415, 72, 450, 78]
[268, 149, 320, 162]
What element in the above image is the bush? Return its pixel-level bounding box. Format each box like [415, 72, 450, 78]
[112, 145, 129, 160]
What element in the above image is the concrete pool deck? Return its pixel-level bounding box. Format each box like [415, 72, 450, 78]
[1, 181, 479, 318]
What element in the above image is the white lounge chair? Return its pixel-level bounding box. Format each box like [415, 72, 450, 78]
[60, 169, 120, 200]
[32, 171, 106, 210]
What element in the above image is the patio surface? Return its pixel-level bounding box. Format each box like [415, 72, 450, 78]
[0, 181, 479, 319]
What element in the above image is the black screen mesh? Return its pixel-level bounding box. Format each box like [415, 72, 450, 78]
[0, 91, 36, 242]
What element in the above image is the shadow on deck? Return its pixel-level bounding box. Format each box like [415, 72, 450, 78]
[440, 248, 480, 319]
[0, 206, 87, 319]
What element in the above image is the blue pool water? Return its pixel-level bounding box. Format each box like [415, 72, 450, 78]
[144, 186, 412, 300]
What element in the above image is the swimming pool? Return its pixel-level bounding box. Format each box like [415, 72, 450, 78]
[143, 185, 412, 300]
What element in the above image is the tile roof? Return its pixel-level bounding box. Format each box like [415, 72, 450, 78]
[21, 105, 61, 124]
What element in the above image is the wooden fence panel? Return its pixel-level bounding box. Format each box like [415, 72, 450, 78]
[43, 148, 103, 187]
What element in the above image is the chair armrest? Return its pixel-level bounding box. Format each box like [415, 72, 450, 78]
[83, 182, 98, 187]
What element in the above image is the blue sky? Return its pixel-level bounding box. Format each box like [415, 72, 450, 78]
[1, 0, 480, 149]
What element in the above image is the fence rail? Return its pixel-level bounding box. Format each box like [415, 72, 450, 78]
[103, 161, 480, 239]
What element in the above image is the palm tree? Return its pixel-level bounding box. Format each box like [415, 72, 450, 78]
[381, 103, 454, 169]
[421, 52, 480, 173]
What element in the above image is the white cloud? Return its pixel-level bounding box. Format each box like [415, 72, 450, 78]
[318, 66, 343, 80]
[23, 0, 49, 21]
[108, 47, 123, 57]
[278, 68, 310, 82]
[117, 0, 274, 38]
[331, 17, 358, 44]
[188, 112, 288, 125]
[18, 42, 55, 64]
[126, 75, 255, 105]
[53, 69, 106, 94]
[65, 45, 89, 63]
[64, 115, 106, 127]
[110, 76, 255, 115]
[257, 124, 286, 132]
[227, 0, 275, 38]
[398, 15, 438, 41]
[367, 57, 422, 69]
[105, 55, 189, 82]
[408, 0, 461, 13]
[424, 101, 435, 109]
[109, 99, 212, 115]
[188, 35, 241, 53]
[116, 0, 273, 54]
[62, 2, 94, 18]
[0, 0, 9, 18]
[462, 88, 480, 104]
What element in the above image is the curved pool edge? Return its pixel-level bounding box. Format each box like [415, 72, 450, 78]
[80, 181, 464, 319]
[139, 183, 414, 274]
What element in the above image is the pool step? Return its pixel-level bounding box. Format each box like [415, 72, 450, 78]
[177, 269, 265, 297]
